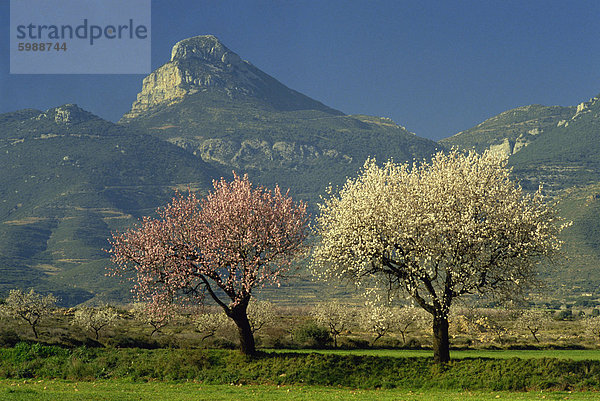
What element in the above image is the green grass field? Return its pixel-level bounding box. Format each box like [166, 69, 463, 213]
[4, 345, 600, 399]
[0, 380, 597, 401]
[267, 348, 600, 361]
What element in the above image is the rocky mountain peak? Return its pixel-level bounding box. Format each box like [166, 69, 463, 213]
[120, 35, 341, 121]
[170, 35, 242, 66]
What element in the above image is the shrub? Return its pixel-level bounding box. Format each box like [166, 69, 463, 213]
[556, 309, 574, 321]
[0, 330, 21, 347]
[293, 323, 332, 348]
[209, 338, 237, 350]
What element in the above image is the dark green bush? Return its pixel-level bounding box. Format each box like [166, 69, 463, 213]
[209, 338, 237, 350]
[556, 309, 574, 320]
[342, 338, 369, 349]
[0, 330, 20, 347]
[293, 323, 331, 348]
[401, 338, 422, 349]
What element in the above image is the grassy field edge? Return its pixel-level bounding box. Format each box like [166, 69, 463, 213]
[2, 343, 600, 391]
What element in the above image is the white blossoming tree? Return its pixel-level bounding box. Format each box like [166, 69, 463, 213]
[311, 300, 353, 347]
[72, 305, 118, 340]
[1, 289, 57, 339]
[360, 304, 426, 345]
[360, 304, 396, 345]
[312, 150, 566, 363]
[394, 306, 429, 346]
[515, 309, 551, 343]
[247, 300, 276, 334]
[584, 316, 600, 343]
[195, 311, 233, 342]
[130, 302, 174, 336]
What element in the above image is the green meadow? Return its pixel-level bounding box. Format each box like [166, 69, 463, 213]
[0, 380, 598, 401]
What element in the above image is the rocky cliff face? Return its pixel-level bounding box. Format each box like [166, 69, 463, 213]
[121, 35, 340, 120]
[571, 95, 600, 122]
[167, 136, 351, 170]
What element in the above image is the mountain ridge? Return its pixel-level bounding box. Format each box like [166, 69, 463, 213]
[440, 104, 576, 157]
[3, 34, 599, 306]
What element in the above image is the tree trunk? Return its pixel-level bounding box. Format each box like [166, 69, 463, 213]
[31, 324, 38, 339]
[229, 304, 256, 356]
[432, 315, 450, 363]
[372, 333, 384, 346]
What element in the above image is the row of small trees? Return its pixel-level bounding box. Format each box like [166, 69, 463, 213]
[313, 302, 600, 346]
[107, 150, 568, 362]
[0, 289, 277, 342]
[0, 289, 118, 340]
[4, 289, 600, 348]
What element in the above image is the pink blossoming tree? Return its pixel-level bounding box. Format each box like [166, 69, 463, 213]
[109, 174, 308, 355]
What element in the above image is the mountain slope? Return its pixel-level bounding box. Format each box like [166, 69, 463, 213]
[509, 95, 600, 192]
[440, 104, 575, 156]
[0, 104, 218, 304]
[1, 36, 440, 306]
[541, 183, 600, 297]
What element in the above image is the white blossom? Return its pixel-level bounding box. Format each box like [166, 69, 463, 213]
[312, 149, 566, 362]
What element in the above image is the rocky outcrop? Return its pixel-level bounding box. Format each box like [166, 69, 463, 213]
[572, 95, 600, 121]
[37, 104, 98, 125]
[167, 137, 351, 169]
[487, 135, 532, 157]
[121, 35, 341, 121]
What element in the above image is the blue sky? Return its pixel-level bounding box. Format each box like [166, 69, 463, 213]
[1, 0, 600, 140]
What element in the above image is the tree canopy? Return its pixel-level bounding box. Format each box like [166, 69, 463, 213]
[312, 150, 566, 362]
[109, 174, 309, 355]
